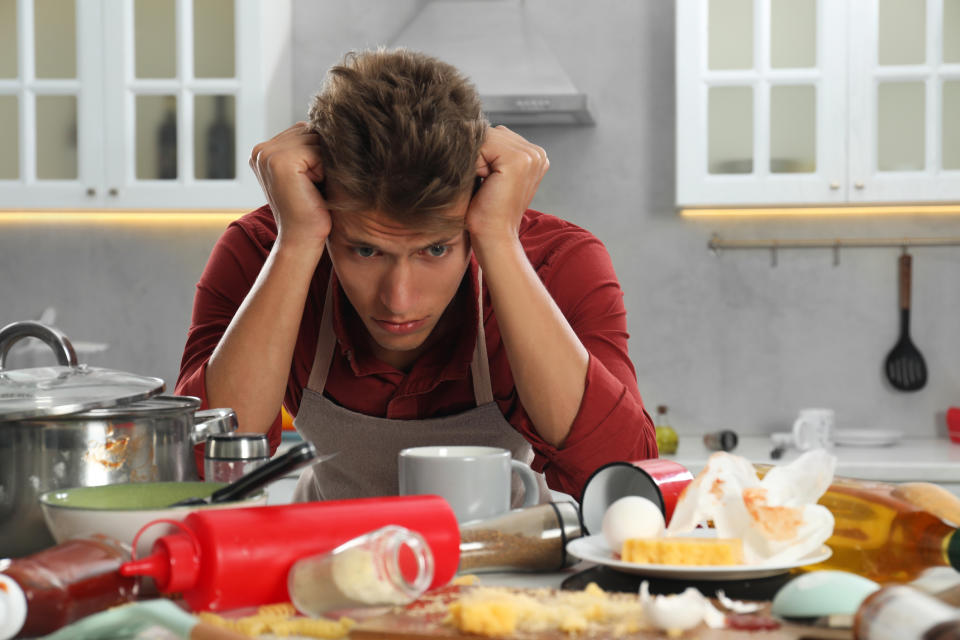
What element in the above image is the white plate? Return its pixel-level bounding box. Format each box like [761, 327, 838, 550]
[833, 429, 903, 447]
[566, 532, 832, 580]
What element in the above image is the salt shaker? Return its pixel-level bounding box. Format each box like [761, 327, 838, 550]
[287, 525, 434, 616]
[204, 432, 269, 483]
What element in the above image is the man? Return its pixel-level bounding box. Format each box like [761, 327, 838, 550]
[176, 48, 656, 502]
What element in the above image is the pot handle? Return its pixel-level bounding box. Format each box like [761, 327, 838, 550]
[192, 407, 239, 444]
[0, 320, 78, 370]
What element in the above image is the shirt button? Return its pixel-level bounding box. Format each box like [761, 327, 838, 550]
[346, 350, 353, 362]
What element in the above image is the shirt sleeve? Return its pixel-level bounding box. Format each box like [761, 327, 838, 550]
[511, 233, 658, 499]
[175, 214, 284, 475]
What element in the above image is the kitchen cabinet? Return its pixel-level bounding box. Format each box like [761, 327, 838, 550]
[0, 0, 290, 210]
[676, 0, 960, 208]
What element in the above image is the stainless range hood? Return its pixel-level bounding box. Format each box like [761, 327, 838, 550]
[391, 0, 594, 126]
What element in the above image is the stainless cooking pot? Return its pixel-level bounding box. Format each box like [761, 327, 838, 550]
[0, 321, 237, 557]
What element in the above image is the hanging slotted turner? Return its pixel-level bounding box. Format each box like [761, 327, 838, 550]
[884, 251, 927, 391]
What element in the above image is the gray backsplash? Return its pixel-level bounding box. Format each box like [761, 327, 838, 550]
[2, 0, 958, 438]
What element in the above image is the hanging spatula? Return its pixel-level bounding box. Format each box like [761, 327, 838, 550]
[884, 251, 927, 391]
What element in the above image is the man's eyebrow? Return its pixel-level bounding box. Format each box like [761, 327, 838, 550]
[417, 233, 463, 250]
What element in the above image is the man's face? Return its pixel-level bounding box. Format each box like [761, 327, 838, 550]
[326, 196, 472, 370]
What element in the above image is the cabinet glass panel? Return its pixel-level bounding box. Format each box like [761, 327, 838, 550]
[34, 0, 76, 79]
[0, 0, 16, 78]
[708, 0, 753, 70]
[136, 95, 177, 180]
[946, 0, 960, 63]
[944, 81, 960, 170]
[877, 82, 925, 171]
[770, 0, 815, 68]
[879, 0, 926, 65]
[0, 96, 17, 178]
[194, 0, 235, 78]
[709, 86, 753, 173]
[770, 85, 816, 173]
[194, 94, 235, 179]
[135, 0, 176, 79]
[36, 95, 77, 179]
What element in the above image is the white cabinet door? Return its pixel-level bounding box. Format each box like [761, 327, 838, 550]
[848, 0, 960, 203]
[100, 0, 266, 209]
[0, 0, 105, 208]
[677, 0, 848, 207]
[677, 0, 960, 207]
[0, 0, 285, 210]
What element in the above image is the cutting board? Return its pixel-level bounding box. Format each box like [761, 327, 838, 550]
[348, 586, 852, 640]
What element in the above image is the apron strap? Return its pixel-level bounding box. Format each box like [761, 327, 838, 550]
[306, 267, 495, 408]
[470, 267, 494, 405]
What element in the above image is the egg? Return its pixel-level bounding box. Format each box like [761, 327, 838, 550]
[601, 496, 666, 552]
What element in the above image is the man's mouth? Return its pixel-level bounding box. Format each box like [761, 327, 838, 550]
[374, 317, 429, 335]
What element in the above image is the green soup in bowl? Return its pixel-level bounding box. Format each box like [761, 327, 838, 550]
[40, 482, 267, 555]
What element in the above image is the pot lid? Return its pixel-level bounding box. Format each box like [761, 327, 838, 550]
[0, 320, 165, 422]
[0, 364, 165, 422]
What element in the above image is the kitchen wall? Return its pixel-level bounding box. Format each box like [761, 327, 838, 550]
[2, 0, 958, 441]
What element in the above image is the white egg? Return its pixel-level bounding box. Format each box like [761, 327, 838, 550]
[601, 496, 666, 551]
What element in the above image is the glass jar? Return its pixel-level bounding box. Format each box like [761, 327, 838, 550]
[204, 432, 269, 483]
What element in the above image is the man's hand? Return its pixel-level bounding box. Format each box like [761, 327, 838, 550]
[465, 126, 549, 246]
[249, 122, 331, 255]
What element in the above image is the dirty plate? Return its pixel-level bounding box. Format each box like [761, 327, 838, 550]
[833, 429, 903, 447]
[566, 531, 831, 580]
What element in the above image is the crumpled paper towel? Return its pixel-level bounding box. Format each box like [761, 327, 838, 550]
[666, 449, 836, 565]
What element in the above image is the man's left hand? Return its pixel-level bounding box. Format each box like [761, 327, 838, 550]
[465, 126, 549, 245]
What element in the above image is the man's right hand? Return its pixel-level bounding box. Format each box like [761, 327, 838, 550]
[249, 122, 332, 257]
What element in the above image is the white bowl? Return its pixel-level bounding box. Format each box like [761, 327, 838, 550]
[39, 481, 267, 557]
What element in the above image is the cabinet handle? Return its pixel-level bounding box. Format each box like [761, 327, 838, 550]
[86, 187, 96, 197]
[829, 182, 840, 190]
[108, 188, 119, 197]
[854, 181, 865, 190]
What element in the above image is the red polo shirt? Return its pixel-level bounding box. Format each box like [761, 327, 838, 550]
[176, 205, 657, 498]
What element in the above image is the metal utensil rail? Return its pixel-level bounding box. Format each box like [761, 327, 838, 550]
[708, 234, 960, 266]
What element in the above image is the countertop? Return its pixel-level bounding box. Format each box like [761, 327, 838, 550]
[664, 436, 960, 485]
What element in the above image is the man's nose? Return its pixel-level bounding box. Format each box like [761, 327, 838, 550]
[379, 262, 416, 314]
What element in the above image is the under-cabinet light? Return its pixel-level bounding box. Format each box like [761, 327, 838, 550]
[680, 205, 960, 218]
[0, 211, 246, 225]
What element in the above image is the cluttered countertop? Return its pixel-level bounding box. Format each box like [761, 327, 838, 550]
[664, 435, 960, 485]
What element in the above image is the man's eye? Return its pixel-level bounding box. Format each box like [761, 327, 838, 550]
[353, 246, 377, 258]
[426, 245, 448, 257]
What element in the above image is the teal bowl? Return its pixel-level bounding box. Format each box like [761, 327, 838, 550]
[40, 482, 267, 555]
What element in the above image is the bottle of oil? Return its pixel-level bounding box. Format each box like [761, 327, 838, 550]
[655, 405, 678, 454]
[755, 465, 960, 583]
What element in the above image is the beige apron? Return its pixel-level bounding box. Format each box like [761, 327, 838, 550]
[292, 269, 550, 504]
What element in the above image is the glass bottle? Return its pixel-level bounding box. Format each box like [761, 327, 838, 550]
[288, 525, 433, 615]
[0, 535, 137, 639]
[755, 465, 960, 583]
[655, 405, 678, 454]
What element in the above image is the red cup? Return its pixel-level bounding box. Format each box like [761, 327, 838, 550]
[579, 458, 694, 535]
[947, 407, 960, 444]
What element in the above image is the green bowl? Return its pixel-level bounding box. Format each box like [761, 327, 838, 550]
[40, 482, 267, 554]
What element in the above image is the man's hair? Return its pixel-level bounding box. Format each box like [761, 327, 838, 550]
[308, 48, 488, 226]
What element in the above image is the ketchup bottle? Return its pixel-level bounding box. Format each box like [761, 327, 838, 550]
[0, 535, 137, 639]
[120, 495, 459, 612]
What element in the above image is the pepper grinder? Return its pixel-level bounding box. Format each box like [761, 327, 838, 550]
[458, 502, 583, 573]
[204, 432, 269, 483]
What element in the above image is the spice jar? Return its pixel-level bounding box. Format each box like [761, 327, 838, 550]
[458, 502, 582, 573]
[288, 525, 434, 615]
[0, 535, 138, 639]
[204, 432, 269, 483]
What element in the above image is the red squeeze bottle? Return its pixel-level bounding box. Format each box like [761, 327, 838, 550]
[119, 495, 459, 612]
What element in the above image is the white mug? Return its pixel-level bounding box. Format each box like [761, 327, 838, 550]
[792, 408, 834, 450]
[398, 446, 539, 523]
